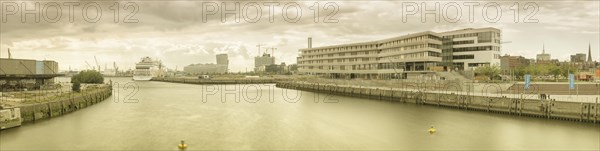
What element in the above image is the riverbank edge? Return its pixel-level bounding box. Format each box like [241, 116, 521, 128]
[151, 77, 287, 84]
[276, 82, 599, 124]
[14, 85, 112, 124]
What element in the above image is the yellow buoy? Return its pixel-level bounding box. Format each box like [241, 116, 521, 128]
[428, 126, 436, 134]
[178, 140, 188, 150]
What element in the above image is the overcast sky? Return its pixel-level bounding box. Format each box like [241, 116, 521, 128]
[1, 0, 599, 72]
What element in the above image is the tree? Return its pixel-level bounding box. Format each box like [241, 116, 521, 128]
[71, 70, 104, 84]
[559, 64, 577, 77]
[475, 66, 500, 80]
[513, 67, 526, 80]
[537, 64, 550, 76]
[548, 65, 561, 81]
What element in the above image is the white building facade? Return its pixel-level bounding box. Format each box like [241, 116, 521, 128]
[439, 28, 502, 71]
[297, 27, 502, 79]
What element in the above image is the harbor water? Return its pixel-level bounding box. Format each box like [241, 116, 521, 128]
[0, 77, 598, 150]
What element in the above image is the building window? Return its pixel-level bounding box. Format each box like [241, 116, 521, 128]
[453, 55, 475, 60]
[428, 52, 441, 57]
[477, 32, 492, 43]
[452, 40, 474, 45]
[452, 46, 494, 52]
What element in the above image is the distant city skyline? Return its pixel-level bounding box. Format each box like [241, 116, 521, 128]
[0, 1, 598, 72]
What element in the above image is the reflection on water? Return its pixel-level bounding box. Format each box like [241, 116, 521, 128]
[1, 77, 598, 150]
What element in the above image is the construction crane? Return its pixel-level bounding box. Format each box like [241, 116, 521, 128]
[268, 47, 277, 56]
[256, 44, 265, 56]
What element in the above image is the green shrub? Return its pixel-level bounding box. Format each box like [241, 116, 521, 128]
[71, 70, 104, 84]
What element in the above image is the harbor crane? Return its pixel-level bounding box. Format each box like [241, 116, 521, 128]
[7, 48, 12, 59]
[94, 56, 100, 71]
[84, 61, 93, 70]
[113, 62, 119, 73]
[256, 44, 265, 56]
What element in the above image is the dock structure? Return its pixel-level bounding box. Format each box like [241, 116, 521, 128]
[0, 58, 64, 91]
[0, 85, 112, 128]
[276, 82, 600, 123]
[151, 77, 287, 85]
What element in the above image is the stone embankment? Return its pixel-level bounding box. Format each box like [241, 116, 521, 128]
[17, 85, 112, 123]
[276, 82, 599, 123]
[151, 77, 287, 84]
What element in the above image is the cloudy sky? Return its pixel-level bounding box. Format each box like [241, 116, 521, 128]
[1, 0, 599, 72]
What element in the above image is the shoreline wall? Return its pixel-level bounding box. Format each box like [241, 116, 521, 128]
[276, 82, 599, 123]
[17, 86, 112, 123]
[151, 77, 285, 84]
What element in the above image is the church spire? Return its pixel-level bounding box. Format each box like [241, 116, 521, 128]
[542, 43, 545, 54]
[588, 42, 592, 62]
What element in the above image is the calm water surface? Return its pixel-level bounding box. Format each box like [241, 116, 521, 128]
[1, 77, 598, 150]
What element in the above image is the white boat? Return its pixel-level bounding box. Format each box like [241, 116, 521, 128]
[133, 57, 164, 81]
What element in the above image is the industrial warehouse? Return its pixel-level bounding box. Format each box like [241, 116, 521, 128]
[0, 54, 61, 91]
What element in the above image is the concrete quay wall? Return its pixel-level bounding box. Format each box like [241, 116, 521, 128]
[152, 77, 285, 85]
[276, 82, 599, 123]
[17, 86, 112, 123]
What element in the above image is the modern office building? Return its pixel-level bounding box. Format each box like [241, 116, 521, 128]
[254, 53, 275, 72]
[439, 28, 501, 71]
[183, 54, 228, 74]
[297, 27, 501, 79]
[216, 54, 229, 65]
[298, 31, 443, 79]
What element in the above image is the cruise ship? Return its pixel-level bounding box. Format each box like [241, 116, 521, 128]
[133, 57, 165, 81]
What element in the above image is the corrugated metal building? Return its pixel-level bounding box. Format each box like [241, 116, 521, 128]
[0, 58, 61, 91]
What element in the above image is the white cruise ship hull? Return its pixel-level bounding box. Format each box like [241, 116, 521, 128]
[133, 57, 164, 81]
[133, 75, 153, 81]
